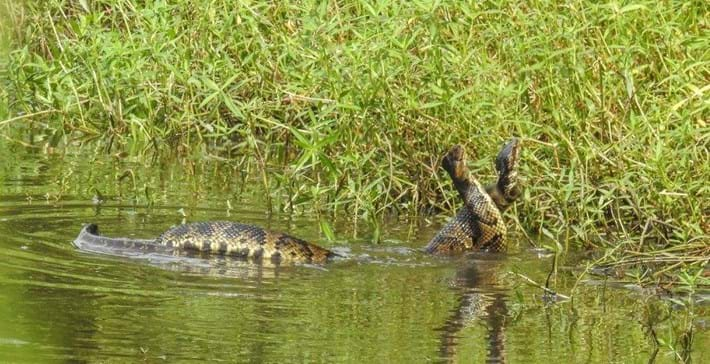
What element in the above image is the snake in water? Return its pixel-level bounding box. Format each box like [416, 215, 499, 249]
[74, 138, 521, 263]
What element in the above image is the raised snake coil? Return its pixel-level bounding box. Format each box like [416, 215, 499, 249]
[425, 138, 521, 254]
[74, 139, 521, 262]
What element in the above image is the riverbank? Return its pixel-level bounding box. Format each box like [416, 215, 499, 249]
[0, 1, 707, 287]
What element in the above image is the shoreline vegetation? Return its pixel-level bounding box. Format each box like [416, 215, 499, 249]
[0, 1, 707, 288]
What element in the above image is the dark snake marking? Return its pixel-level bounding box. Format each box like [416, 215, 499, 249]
[75, 138, 521, 263]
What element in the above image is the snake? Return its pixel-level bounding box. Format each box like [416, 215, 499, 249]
[74, 138, 521, 263]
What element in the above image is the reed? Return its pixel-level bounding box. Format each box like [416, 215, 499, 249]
[1, 0, 707, 284]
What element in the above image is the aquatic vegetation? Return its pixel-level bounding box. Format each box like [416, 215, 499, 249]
[0, 1, 707, 285]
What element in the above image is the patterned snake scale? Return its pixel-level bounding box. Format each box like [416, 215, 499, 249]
[75, 139, 521, 263]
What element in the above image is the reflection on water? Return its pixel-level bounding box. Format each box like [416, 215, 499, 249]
[0, 141, 707, 363]
[437, 256, 509, 363]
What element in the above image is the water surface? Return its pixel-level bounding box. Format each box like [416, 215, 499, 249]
[0, 141, 707, 363]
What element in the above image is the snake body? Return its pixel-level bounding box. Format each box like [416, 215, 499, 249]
[74, 139, 521, 262]
[425, 138, 521, 254]
[76, 221, 334, 263]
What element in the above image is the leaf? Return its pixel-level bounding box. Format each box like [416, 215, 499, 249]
[222, 96, 245, 119]
[201, 76, 220, 91]
[318, 153, 338, 176]
[319, 220, 335, 241]
[619, 4, 647, 14]
[79, 0, 90, 12]
[417, 101, 444, 110]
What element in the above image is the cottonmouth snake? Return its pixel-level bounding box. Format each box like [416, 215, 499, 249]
[74, 139, 521, 263]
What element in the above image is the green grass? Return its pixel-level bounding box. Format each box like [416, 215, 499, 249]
[0, 0, 708, 283]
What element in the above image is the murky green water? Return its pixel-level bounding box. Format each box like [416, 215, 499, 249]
[0, 140, 707, 363]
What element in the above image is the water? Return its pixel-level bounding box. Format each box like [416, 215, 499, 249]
[0, 140, 707, 363]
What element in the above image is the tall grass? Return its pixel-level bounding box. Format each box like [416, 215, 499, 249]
[0, 1, 707, 280]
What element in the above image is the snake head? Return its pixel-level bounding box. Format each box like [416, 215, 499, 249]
[495, 138, 520, 173]
[495, 138, 522, 201]
[442, 144, 468, 183]
[83, 223, 100, 235]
